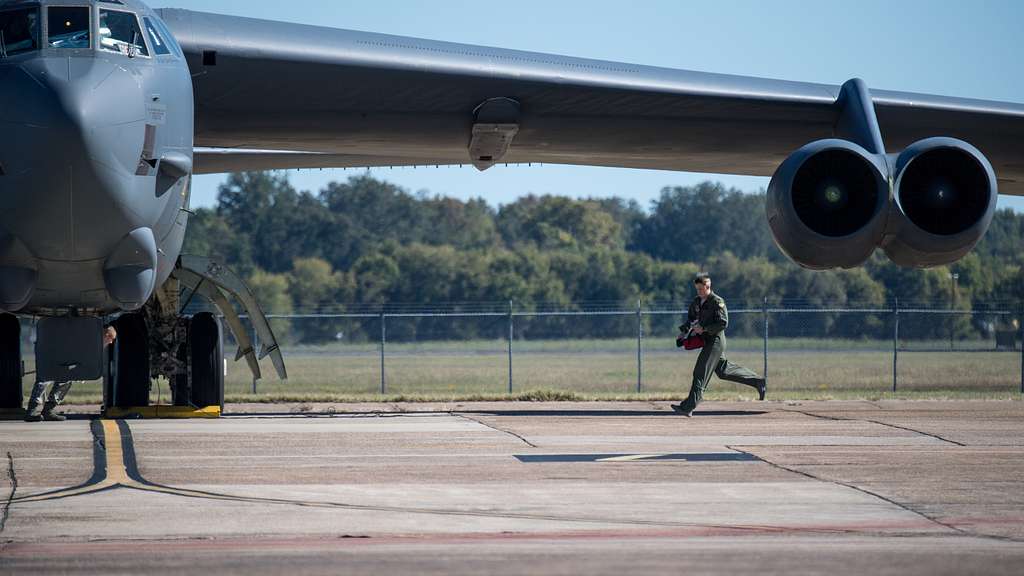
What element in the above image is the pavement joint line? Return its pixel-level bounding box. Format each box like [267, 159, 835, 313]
[724, 445, 1024, 544]
[784, 409, 966, 447]
[451, 412, 538, 448]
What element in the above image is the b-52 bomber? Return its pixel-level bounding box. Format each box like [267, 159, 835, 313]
[0, 0, 1021, 413]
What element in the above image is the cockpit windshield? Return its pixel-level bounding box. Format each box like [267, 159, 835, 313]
[0, 3, 174, 61]
[0, 8, 40, 57]
[48, 6, 91, 49]
[99, 9, 148, 57]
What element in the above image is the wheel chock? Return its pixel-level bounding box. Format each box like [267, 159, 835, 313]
[103, 405, 221, 419]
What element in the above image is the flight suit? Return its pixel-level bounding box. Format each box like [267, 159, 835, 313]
[678, 292, 763, 412]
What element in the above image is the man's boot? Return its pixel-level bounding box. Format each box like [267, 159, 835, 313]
[755, 379, 767, 401]
[23, 382, 47, 422]
[41, 401, 66, 421]
[41, 381, 72, 421]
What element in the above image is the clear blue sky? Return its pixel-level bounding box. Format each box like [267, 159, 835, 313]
[162, 0, 1024, 212]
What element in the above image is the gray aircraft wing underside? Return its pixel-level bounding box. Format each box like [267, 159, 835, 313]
[159, 9, 1024, 194]
[191, 148, 448, 174]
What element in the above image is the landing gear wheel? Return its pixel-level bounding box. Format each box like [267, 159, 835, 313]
[186, 312, 224, 410]
[106, 313, 151, 408]
[0, 314, 22, 410]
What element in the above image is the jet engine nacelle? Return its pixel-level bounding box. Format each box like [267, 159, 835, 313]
[766, 139, 890, 269]
[881, 138, 997, 268]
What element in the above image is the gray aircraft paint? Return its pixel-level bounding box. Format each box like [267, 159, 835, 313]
[0, 0, 1019, 316]
[0, 0, 192, 315]
[152, 8, 1023, 195]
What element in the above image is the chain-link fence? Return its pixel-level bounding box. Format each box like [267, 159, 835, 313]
[217, 299, 1022, 399]
[18, 300, 1024, 401]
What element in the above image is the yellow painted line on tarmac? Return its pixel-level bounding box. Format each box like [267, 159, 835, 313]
[15, 419, 239, 504]
[13, 421, 123, 503]
[101, 419, 130, 484]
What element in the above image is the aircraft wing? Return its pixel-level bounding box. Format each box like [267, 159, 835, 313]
[192, 148, 442, 174]
[159, 9, 1024, 194]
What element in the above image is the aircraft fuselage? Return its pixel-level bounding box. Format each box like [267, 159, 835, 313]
[0, 0, 193, 316]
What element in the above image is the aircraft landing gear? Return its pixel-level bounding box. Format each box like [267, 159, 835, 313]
[106, 311, 224, 414]
[0, 314, 22, 411]
[106, 313, 151, 408]
[171, 312, 224, 410]
[102, 255, 285, 418]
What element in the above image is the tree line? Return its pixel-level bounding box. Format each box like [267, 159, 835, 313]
[183, 172, 1024, 343]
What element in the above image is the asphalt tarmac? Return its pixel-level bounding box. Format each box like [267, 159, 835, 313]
[1, 400, 1023, 575]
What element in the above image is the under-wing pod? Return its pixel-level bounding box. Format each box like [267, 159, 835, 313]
[881, 138, 997, 268]
[766, 139, 890, 270]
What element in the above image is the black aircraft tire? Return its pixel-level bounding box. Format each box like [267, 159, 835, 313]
[188, 312, 224, 409]
[0, 314, 22, 410]
[109, 313, 151, 408]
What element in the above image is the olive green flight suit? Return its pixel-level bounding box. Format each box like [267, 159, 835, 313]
[679, 292, 763, 411]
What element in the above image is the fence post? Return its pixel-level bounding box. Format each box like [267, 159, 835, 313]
[762, 297, 768, 384]
[252, 322, 259, 395]
[893, 298, 899, 393]
[379, 309, 386, 395]
[636, 299, 643, 393]
[508, 300, 514, 394]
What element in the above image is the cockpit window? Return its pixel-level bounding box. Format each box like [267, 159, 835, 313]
[150, 17, 181, 57]
[99, 9, 148, 57]
[48, 7, 90, 49]
[142, 17, 170, 56]
[0, 8, 40, 57]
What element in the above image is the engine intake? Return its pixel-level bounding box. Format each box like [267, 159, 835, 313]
[883, 138, 997, 268]
[766, 139, 889, 270]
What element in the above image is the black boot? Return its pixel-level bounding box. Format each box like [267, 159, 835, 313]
[671, 403, 694, 417]
[23, 382, 46, 422]
[42, 402, 66, 421]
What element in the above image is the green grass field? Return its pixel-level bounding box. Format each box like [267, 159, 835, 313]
[19, 337, 1020, 405]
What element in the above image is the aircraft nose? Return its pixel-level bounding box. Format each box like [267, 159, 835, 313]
[0, 57, 147, 262]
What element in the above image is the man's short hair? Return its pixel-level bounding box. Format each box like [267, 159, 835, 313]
[694, 273, 711, 285]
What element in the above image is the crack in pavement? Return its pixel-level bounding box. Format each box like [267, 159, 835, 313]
[785, 408, 966, 446]
[862, 419, 967, 447]
[726, 445, 1024, 545]
[1, 451, 16, 535]
[452, 412, 538, 448]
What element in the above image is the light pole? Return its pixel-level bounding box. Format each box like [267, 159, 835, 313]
[949, 272, 959, 350]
